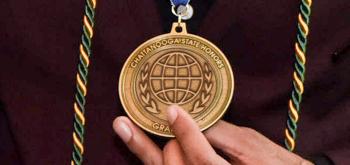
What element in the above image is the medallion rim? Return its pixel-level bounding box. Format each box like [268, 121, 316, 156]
[119, 31, 235, 137]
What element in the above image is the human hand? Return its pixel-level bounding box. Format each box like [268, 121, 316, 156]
[113, 105, 313, 165]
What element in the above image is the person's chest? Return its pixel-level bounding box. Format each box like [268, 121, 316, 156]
[1, 0, 349, 164]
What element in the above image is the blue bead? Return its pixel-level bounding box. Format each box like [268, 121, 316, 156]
[171, 0, 190, 6]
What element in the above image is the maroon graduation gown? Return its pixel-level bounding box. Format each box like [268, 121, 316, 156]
[0, 0, 349, 164]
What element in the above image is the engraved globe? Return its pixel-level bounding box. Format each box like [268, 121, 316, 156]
[149, 52, 203, 105]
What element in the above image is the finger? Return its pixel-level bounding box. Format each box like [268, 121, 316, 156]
[163, 140, 186, 165]
[204, 120, 245, 158]
[205, 120, 277, 161]
[113, 116, 163, 165]
[166, 105, 229, 164]
[205, 121, 312, 164]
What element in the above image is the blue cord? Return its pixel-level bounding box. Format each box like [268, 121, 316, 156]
[170, 0, 190, 6]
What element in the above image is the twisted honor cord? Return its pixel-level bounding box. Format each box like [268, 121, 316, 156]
[71, 0, 96, 164]
[284, 0, 312, 152]
[69, 0, 312, 162]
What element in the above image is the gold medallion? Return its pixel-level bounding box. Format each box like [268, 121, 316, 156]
[119, 23, 234, 137]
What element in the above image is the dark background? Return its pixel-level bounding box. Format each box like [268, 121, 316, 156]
[0, 0, 349, 164]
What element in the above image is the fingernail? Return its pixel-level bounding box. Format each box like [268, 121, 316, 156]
[114, 120, 132, 143]
[167, 105, 178, 125]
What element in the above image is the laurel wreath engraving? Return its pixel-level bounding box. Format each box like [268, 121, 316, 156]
[190, 63, 212, 114]
[140, 63, 160, 114]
